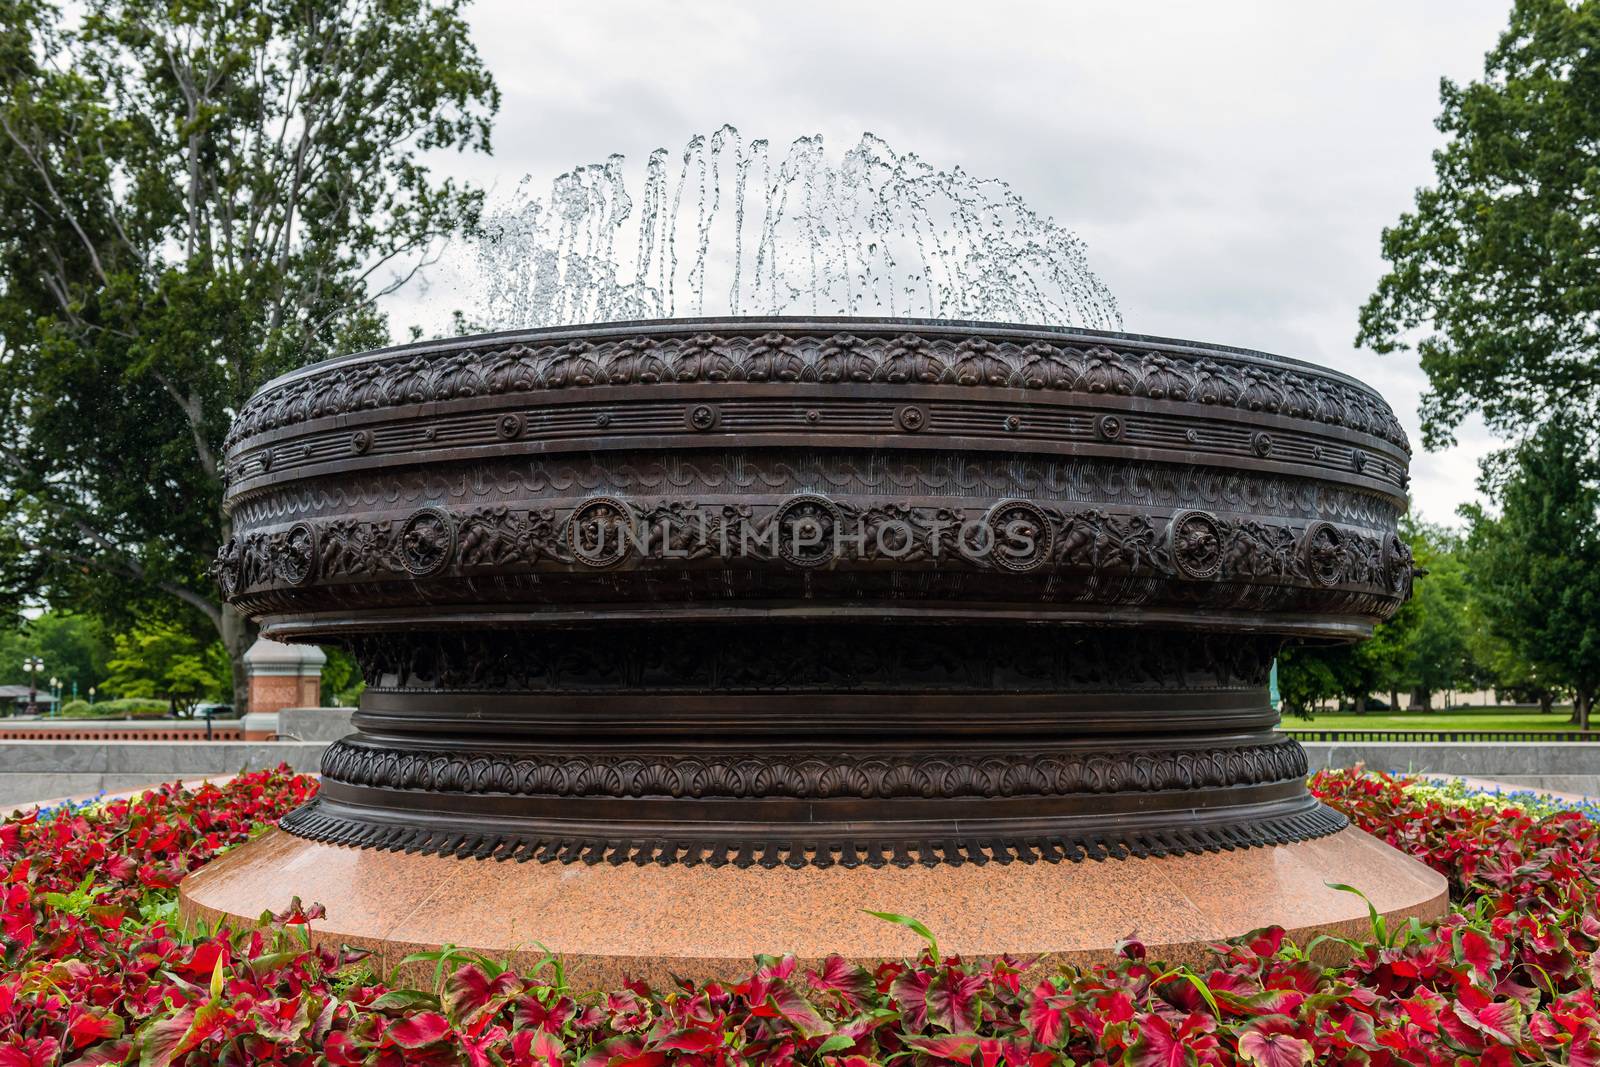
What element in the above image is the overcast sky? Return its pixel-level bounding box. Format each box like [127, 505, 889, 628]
[378, 0, 1515, 525]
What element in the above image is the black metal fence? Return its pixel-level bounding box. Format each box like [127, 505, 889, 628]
[1281, 728, 1597, 743]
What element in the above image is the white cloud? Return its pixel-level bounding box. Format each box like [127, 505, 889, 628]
[378, 0, 1515, 524]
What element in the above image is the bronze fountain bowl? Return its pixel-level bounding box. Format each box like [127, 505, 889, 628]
[216, 317, 1413, 869]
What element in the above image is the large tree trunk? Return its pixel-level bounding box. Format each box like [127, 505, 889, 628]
[1540, 691, 1553, 714]
[1388, 689, 1400, 713]
[213, 509, 256, 712]
[220, 602, 256, 713]
[1354, 693, 1368, 714]
[1410, 688, 1430, 711]
[1578, 689, 1593, 731]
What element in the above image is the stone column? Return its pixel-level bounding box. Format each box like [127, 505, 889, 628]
[242, 638, 326, 738]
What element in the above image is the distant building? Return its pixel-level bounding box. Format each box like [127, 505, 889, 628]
[0, 685, 60, 715]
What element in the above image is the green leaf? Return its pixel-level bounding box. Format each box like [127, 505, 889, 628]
[1325, 882, 1388, 947]
[370, 989, 443, 1013]
[1154, 967, 1219, 1017]
[817, 1033, 856, 1054]
[863, 910, 940, 964]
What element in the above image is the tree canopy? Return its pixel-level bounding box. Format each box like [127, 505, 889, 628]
[0, 0, 498, 707]
[1357, 0, 1600, 450]
[102, 619, 228, 715]
[1279, 520, 1480, 717]
[1464, 419, 1600, 726]
[0, 610, 112, 695]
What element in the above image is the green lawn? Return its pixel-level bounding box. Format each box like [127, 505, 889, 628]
[1279, 705, 1588, 732]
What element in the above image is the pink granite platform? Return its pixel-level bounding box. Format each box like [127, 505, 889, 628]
[180, 825, 1447, 988]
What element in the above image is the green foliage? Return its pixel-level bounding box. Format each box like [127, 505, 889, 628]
[103, 620, 227, 714]
[60, 695, 165, 718]
[1276, 643, 1355, 719]
[1278, 520, 1480, 714]
[1357, 0, 1600, 449]
[0, 0, 498, 703]
[320, 646, 365, 707]
[1393, 520, 1479, 703]
[89, 696, 168, 719]
[0, 610, 113, 691]
[1464, 420, 1600, 724]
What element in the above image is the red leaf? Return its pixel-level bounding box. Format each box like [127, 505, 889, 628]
[252, 996, 310, 1042]
[172, 940, 226, 980]
[1002, 1043, 1055, 1067]
[651, 1029, 723, 1053]
[766, 985, 832, 1039]
[323, 1032, 366, 1067]
[1570, 1030, 1600, 1067]
[1236, 1026, 1313, 1067]
[1243, 927, 1285, 957]
[60, 1040, 132, 1067]
[133, 1013, 187, 1067]
[1023, 982, 1067, 1047]
[386, 1011, 453, 1049]
[511, 1029, 566, 1067]
[906, 1034, 981, 1063]
[808, 955, 874, 1007]
[891, 969, 933, 1030]
[1124, 1015, 1194, 1067]
[65, 1010, 122, 1050]
[1452, 997, 1524, 1047]
[1456, 927, 1496, 979]
[135, 1002, 232, 1067]
[604, 990, 652, 1033]
[445, 963, 521, 1027]
[578, 1034, 646, 1067]
[612, 1056, 665, 1067]
[893, 967, 985, 1033]
[515, 994, 575, 1033]
[1398, 990, 1443, 1034]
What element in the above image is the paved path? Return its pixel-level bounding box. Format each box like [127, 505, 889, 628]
[1454, 775, 1598, 806]
[23, 773, 247, 812]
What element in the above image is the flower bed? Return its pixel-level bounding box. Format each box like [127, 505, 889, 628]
[2, 768, 1599, 1066]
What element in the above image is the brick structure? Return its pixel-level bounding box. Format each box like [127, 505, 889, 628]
[242, 638, 325, 739]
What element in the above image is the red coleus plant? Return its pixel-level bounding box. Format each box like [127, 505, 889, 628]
[3, 765, 1600, 1065]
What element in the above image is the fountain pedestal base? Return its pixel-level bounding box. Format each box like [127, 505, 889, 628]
[179, 825, 1446, 988]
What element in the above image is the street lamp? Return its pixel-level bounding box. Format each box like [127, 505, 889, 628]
[21, 656, 43, 716]
[88, 685, 96, 705]
[49, 677, 59, 717]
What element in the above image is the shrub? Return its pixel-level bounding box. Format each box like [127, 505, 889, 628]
[57, 699, 94, 718]
[89, 696, 169, 719]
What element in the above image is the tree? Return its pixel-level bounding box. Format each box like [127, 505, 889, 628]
[320, 646, 365, 707]
[103, 619, 227, 715]
[1465, 420, 1600, 727]
[1354, 588, 1417, 713]
[0, 610, 113, 695]
[1466, 602, 1561, 712]
[1277, 519, 1479, 716]
[0, 0, 498, 708]
[1357, 0, 1600, 450]
[1277, 643, 1357, 719]
[1373, 520, 1479, 711]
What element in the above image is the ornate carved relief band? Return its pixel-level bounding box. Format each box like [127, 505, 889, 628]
[224, 320, 1410, 453]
